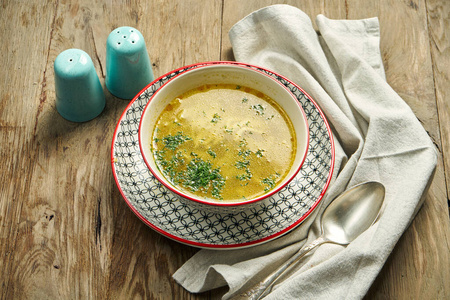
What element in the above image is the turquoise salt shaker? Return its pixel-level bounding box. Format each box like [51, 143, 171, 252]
[105, 26, 154, 100]
[54, 49, 105, 122]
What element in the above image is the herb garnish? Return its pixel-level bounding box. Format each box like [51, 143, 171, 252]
[153, 132, 225, 199]
[207, 148, 217, 158]
[250, 104, 265, 116]
[224, 125, 233, 134]
[235, 139, 253, 184]
[159, 132, 191, 151]
[235, 160, 250, 170]
[256, 149, 265, 158]
[238, 149, 252, 158]
[236, 169, 252, 185]
[182, 158, 225, 199]
[211, 113, 221, 124]
[261, 173, 281, 192]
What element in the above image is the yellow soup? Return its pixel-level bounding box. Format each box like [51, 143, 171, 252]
[151, 84, 296, 201]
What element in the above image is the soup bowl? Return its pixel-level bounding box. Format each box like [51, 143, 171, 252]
[139, 62, 309, 212]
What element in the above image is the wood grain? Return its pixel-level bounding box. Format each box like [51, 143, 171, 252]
[0, 0, 448, 299]
[426, 0, 450, 207]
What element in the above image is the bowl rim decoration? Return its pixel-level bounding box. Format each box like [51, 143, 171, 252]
[138, 62, 309, 208]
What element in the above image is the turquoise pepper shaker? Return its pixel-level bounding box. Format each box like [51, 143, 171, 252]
[54, 49, 105, 122]
[105, 26, 154, 100]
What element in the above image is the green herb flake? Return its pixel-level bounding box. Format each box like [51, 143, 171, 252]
[261, 174, 280, 192]
[155, 150, 186, 184]
[256, 149, 265, 158]
[238, 149, 252, 158]
[211, 113, 221, 124]
[236, 169, 252, 182]
[239, 139, 248, 148]
[207, 148, 217, 158]
[181, 158, 225, 199]
[242, 97, 248, 103]
[159, 132, 191, 151]
[223, 126, 233, 134]
[250, 104, 265, 116]
[235, 160, 250, 170]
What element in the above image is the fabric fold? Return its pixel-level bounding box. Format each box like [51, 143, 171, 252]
[173, 5, 437, 299]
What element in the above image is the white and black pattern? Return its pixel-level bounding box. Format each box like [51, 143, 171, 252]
[111, 62, 334, 249]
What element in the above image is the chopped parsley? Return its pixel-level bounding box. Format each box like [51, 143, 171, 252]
[153, 132, 225, 199]
[250, 104, 265, 116]
[256, 149, 265, 158]
[261, 173, 281, 192]
[235, 139, 254, 184]
[235, 160, 250, 170]
[157, 132, 191, 151]
[182, 158, 225, 199]
[238, 149, 252, 158]
[207, 148, 217, 158]
[239, 139, 248, 148]
[224, 125, 233, 134]
[236, 169, 252, 184]
[211, 113, 221, 124]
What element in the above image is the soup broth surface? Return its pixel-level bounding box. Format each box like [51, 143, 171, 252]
[151, 84, 296, 201]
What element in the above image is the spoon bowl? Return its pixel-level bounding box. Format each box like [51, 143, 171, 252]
[321, 181, 385, 245]
[245, 181, 386, 299]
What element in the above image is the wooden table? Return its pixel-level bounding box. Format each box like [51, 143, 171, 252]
[1, 0, 449, 299]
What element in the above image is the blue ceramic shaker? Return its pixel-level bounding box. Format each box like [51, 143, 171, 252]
[105, 26, 154, 100]
[54, 49, 105, 122]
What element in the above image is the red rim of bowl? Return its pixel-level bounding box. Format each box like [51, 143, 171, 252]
[137, 61, 310, 208]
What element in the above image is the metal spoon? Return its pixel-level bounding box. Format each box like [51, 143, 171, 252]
[245, 181, 385, 300]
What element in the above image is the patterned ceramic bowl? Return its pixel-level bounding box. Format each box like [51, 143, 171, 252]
[113, 61, 334, 248]
[139, 62, 309, 212]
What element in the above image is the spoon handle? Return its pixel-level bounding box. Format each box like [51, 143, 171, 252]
[243, 236, 327, 300]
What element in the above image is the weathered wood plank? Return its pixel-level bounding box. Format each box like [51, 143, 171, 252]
[0, 0, 126, 297]
[0, 1, 60, 298]
[426, 0, 450, 208]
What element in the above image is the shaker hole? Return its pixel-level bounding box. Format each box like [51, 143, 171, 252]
[69, 58, 73, 62]
[117, 42, 121, 45]
[130, 30, 134, 32]
[132, 41, 135, 43]
[123, 35, 127, 38]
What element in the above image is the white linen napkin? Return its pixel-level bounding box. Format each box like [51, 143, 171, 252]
[173, 5, 437, 299]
